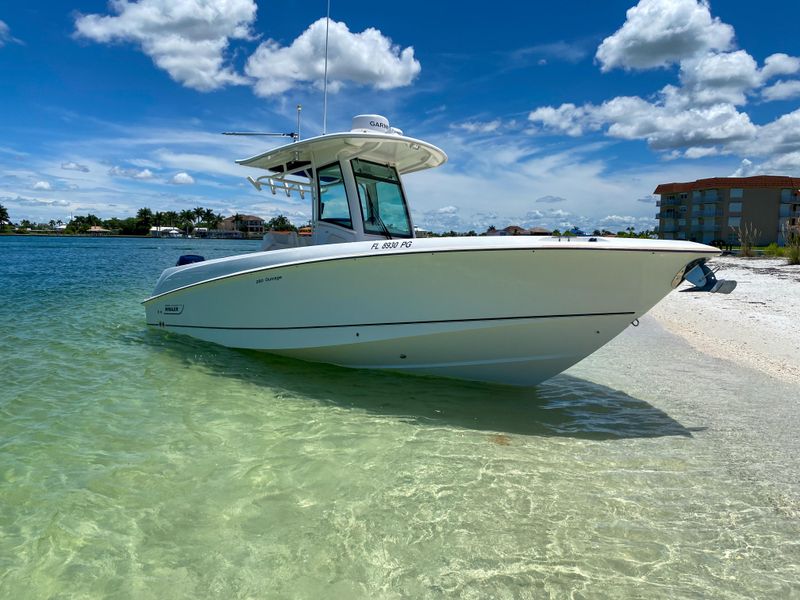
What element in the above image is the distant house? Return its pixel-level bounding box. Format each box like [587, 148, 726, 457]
[149, 226, 182, 238]
[221, 215, 265, 237]
[528, 227, 553, 236]
[413, 226, 430, 238]
[486, 225, 553, 236]
[87, 226, 111, 236]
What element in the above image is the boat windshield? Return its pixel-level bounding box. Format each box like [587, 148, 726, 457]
[352, 158, 412, 238]
[317, 162, 352, 229]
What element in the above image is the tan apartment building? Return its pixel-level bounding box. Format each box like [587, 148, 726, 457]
[655, 176, 800, 245]
[220, 214, 265, 237]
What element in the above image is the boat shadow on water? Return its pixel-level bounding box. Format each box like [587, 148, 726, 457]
[144, 330, 694, 441]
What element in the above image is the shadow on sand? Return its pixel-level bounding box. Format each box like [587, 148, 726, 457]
[144, 330, 693, 441]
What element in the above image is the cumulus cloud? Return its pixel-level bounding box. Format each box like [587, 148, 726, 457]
[678, 50, 759, 106]
[74, 0, 256, 91]
[170, 171, 195, 184]
[535, 195, 566, 203]
[245, 18, 420, 96]
[109, 166, 154, 179]
[529, 95, 756, 150]
[528, 0, 800, 167]
[762, 80, 800, 102]
[761, 53, 800, 81]
[61, 161, 90, 173]
[32, 181, 52, 190]
[595, 0, 734, 71]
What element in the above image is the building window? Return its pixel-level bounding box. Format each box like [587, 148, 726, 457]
[679, 205, 688, 213]
[730, 188, 743, 198]
[729, 202, 742, 213]
[728, 217, 741, 227]
[692, 190, 702, 200]
[705, 189, 718, 200]
[679, 192, 688, 199]
[781, 188, 793, 202]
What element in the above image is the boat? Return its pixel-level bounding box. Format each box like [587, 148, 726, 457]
[143, 115, 734, 386]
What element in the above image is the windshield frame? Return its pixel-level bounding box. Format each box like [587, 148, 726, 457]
[351, 158, 413, 239]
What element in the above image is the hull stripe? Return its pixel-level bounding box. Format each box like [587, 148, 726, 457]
[147, 310, 636, 331]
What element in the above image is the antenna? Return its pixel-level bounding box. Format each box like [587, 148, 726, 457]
[296, 104, 302, 141]
[222, 131, 298, 141]
[223, 104, 303, 142]
[322, 0, 331, 134]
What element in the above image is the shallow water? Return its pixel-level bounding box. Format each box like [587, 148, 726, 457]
[1, 236, 798, 598]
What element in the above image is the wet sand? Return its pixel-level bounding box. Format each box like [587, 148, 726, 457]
[649, 255, 800, 385]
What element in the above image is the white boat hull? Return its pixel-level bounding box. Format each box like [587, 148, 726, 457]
[144, 237, 717, 386]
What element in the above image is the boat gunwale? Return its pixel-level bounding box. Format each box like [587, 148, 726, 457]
[142, 244, 720, 305]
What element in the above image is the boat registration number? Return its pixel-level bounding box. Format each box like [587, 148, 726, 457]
[370, 241, 413, 250]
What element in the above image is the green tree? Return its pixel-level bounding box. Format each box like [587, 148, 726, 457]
[163, 211, 179, 227]
[0, 204, 10, 227]
[179, 209, 195, 235]
[266, 214, 296, 231]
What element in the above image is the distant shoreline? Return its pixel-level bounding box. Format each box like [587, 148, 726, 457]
[0, 232, 259, 240]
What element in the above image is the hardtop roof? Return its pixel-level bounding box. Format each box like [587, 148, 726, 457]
[236, 131, 447, 176]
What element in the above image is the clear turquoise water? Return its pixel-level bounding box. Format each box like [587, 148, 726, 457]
[1, 235, 798, 598]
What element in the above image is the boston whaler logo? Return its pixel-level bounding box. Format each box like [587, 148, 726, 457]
[163, 304, 184, 315]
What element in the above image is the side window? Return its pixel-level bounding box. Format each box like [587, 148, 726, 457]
[317, 162, 352, 229]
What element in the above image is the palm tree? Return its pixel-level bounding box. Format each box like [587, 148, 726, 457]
[202, 208, 216, 226]
[163, 211, 179, 227]
[0, 204, 9, 226]
[193, 206, 205, 226]
[180, 209, 195, 235]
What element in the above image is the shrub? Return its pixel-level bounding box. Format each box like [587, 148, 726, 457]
[764, 243, 784, 257]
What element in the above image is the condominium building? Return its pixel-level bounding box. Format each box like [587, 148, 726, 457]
[654, 176, 800, 245]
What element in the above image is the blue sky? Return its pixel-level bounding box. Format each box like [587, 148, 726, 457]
[2, 0, 799, 232]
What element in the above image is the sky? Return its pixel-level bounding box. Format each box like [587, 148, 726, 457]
[1, 0, 800, 233]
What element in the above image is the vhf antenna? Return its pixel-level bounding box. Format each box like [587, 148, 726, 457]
[223, 104, 303, 142]
[322, 0, 331, 134]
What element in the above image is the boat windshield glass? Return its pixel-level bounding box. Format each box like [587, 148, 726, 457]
[317, 162, 352, 229]
[352, 159, 412, 238]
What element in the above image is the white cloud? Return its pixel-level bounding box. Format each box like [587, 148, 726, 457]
[32, 181, 52, 190]
[529, 95, 757, 151]
[529, 1, 800, 170]
[595, 0, 733, 71]
[761, 53, 800, 81]
[762, 80, 800, 102]
[730, 158, 756, 177]
[0, 19, 22, 47]
[61, 161, 90, 173]
[678, 50, 759, 106]
[170, 171, 195, 184]
[452, 120, 502, 134]
[109, 166, 154, 179]
[74, 0, 256, 91]
[245, 18, 420, 96]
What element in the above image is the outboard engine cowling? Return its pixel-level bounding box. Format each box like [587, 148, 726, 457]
[176, 254, 205, 266]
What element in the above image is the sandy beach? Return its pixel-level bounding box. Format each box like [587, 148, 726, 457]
[650, 255, 800, 385]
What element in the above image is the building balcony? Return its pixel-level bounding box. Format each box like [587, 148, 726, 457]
[779, 205, 800, 217]
[701, 209, 724, 217]
[659, 225, 677, 233]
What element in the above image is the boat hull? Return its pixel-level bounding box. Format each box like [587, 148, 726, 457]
[144, 239, 716, 386]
